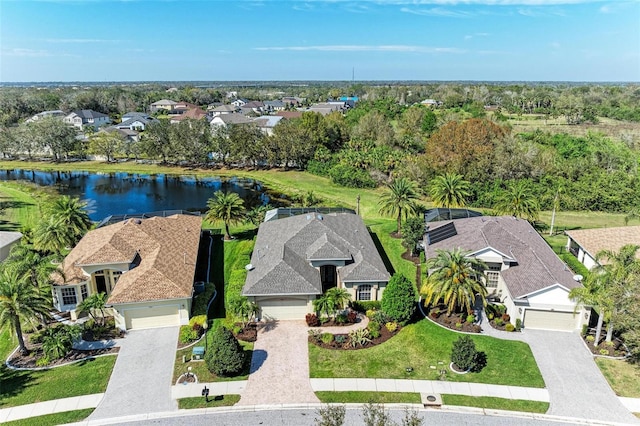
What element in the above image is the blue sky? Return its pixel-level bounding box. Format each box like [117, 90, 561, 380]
[1, 0, 638, 82]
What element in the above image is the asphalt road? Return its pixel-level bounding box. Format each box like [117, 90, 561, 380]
[108, 408, 593, 426]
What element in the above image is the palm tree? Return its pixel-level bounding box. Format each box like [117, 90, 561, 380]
[494, 180, 540, 221]
[421, 248, 488, 315]
[205, 191, 246, 240]
[6, 244, 63, 289]
[378, 177, 420, 235]
[313, 293, 335, 320]
[326, 287, 352, 317]
[44, 195, 92, 245]
[0, 269, 51, 354]
[229, 297, 259, 328]
[569, 272, 609, 347]
[429, 173, 470, 208]
[33, 217, 69, 255]
[76, 292, 108, 327]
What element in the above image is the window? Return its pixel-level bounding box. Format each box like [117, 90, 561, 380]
[112, 271, 122, 284]
[357, 284, 372, 301]
[80, 284, 88, 300]
[485, 264, 501, 289]
[61, 287, 77, 306]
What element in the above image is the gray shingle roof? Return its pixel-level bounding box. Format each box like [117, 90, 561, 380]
[74, 109, 109, 119]
[426, 216, 581, 299]
[243, 212, 390, 296]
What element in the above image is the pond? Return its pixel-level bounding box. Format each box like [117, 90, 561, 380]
[0, 169, 274, 221]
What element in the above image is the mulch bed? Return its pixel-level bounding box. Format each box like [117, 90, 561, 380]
[428, 308, 482, 333]
[234, 323, 258, 342]
[8, 346, 119, 369]
[583, 335, 629, 357]
[401, 250, 420, 264]
[486, 320, 520, 332]
[309, 325, 401, 350]
[177, 373, 197, 384]
[82, 329, 125, 342]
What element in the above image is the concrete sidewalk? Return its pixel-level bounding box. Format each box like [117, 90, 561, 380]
[0, 393, 103, 423]
[310, 378, 550, 402]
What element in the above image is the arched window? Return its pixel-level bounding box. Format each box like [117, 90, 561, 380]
[357, 284, 372, 301]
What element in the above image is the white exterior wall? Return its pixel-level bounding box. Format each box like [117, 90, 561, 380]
[513, 286, 590, 331]
[112, 298, 191, 330]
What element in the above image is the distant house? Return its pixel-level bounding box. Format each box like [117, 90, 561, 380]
[122, 111, 153, 122]
[53, 214, 202, 330]
[264, 100, 286, 112]
[170, 107, 207, 124]
[64, 110, 111, 130]
[420, 99, 441, 107]
[25, 110, 65, 124]
[304, 103, 344, 116]
[149, 99, 177, 113]
[103, 126, 139, 143]
[0, 231, 22, 262]
[276, 111, 303, 120]
[243, 211, 390, 320]
[253, 116, 284, 136]
[210, 104, 240, 117]
[210, 113, 254, 128]
[566, 226, 640, 271]
[424, 216, 589, 332]
[231, 98, 248, 108]
[282, 97, 303, 106]
[115, 113, 155, 132]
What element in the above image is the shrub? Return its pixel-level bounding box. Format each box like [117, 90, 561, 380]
[586, 335, 596, 342]
[515, 318, 522, 331]
[362, 402, 392, 426]
[600, 349, 610, 355]
[505, 323, 515, 332]
[365, 309, 377, 319]
[494, 318, 504, 327]
[367, 321, 381, 333]
[41, 325, 81, 360]
[329, 164, 376, 189]
[605, 341, 615, 348]
[451, 335, 477, 371]
[455, 322, 463, 329]
[385, 322, 398, 333]
[321, 333, 335, 344]
[179, 325, 198, 344]
[36, 356, 50, 367]
[466, 314, 475, 324]
[487, 313, 494, 320]
[430, 308, 441, 318]
[471, 351, 488, 373]
[372, 310, 391, 325]
[347, 310, 357, 323]
[315, 404, 346, 426]
[205, 327, 246, 376]
[335, 334, 347, 345]
[335, 313, 347, 324]
[369, 328, 380, 339]
[308, 329, 322, 342]
[501, 313, 511, 322]
[351, 301, 381, 313]
[581, 324, 588, 336]
[380, 273, 417, 324]
[189, 315, 207, 328]
[306, 313, 320, 327]
[348, 328, 371, 347]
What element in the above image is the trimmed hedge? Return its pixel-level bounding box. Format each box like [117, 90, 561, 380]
[350, 300, 381, 313]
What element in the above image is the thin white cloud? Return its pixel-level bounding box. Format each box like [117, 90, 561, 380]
[254, 45, 466, 53]
[1, 48, 79, 57]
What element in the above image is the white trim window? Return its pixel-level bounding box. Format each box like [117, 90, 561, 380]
[485, 264, 501, 289]
[80, 284, 88, 301]
[357, 284, 372, 301]
[61, 287, 77, 306]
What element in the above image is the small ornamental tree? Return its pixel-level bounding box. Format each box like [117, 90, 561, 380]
[450, 335, 477, 371]
[205, 327, 246, 376]
[381, 273, 417, 324]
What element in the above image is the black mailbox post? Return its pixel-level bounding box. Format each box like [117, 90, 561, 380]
[202, 385, 210, 402]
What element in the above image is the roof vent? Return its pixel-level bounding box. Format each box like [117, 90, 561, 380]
[245, 264, 254, 271]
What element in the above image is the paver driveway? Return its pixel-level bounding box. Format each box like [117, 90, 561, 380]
[89, 326, 179, 420]
[517, 329, 638, 424]
[238, 320, 319, 405]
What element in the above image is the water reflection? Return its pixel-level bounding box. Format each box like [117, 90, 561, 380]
[0, 169, 272, 221]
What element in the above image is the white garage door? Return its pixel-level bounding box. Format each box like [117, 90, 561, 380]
[124, 305, 180, 330]
[524, 309, 577, 332]
[258, 298, 309, 321]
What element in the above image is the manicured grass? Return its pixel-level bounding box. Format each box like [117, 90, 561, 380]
[0, 356, 116, 408]
[366, 218, 417, 285]
[595, 358, 640, 398]
[309, 319, 544, 388]
[441, 394, 549, 413]
[316, 391, 421, 404]
[0, 182, 42, 231]
[538, 210, 627, 231]
[0, 325, 18, 360]
[177, 394, 240, 409]
[3, 408, 94, 425]
[173, 336, 253, 384]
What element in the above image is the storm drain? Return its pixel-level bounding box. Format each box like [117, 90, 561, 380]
[421, 393, 442, 408]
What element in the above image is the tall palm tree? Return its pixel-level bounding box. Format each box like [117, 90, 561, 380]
[569, 272, 609, 347]
[205, 191, 246, 240]
[0, 269, 51, 354]
[6, 244, 63, 289]
[421, 248, 488, 315]
[494, 180, 540, 221]
[44, 195, 92, 245]
[33, 217, 70, 256]
[378, 177, 420, 235]
[429, 173, 470, 208]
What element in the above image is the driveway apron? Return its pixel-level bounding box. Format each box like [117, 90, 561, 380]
[88, 326, 179, 420]
[238, 320, 319, 405]
[523, 330, 638, 424]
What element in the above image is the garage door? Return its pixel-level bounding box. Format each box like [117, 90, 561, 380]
[124, 305, 180, 330]
[258, 298, 309, 321]
[524, 309, 577, 331]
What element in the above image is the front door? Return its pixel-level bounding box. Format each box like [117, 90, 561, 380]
[95, 275, 107, 293]
[320, 265, 337, 293]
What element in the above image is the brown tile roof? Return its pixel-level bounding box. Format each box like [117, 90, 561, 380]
[565, 226, 640, 263]
[56, 215, 202, 304]
[426, 216, 580, 298]
[275, 111, 303, 119]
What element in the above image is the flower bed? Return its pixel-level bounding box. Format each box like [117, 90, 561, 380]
[428, 307, 482, 333]
[8, 346, 119, 369]
[583, 334, 628, 358]
[233, 322, 258, 342]
[308, 323, 401, 350]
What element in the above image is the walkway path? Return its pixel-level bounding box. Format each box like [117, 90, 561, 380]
[237, 320, 319, 405]
[88, 326, 180, 420]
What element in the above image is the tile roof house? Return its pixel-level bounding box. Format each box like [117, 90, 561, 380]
[0, 231, 22, 262]
[64, 110, 111, 130]
[53, 214, 202, 330]
[210, 113, 254, 128]
[243, 211, 390, 320]
[170, 107, 208, 124]
[150, 99, 177, 113]
[424, 216, 589, 332]
[565, 226, 640, 270]
[115, 115, 156, 132]
[210, 104, 240, 116]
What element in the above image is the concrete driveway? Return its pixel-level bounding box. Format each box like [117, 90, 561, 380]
[88, 326, 179, 420]
[238, 320, 319, 405]
[522, 329, 638, 424]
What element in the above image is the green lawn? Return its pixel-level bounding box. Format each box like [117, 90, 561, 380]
[0, 182, 42, 231]
[177, 394, 240, 409]
[3, 408, 94, 425]
[595, 358, 640, 398]
[0, 325, 18, 360]
[366, 218, 417, 285]
[538, 210, 628, 231]
[441, 394, 549, 413]
[309, 319, 544, 388]
[0, 356, 116, 408]
[316, 391, 421, 404]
